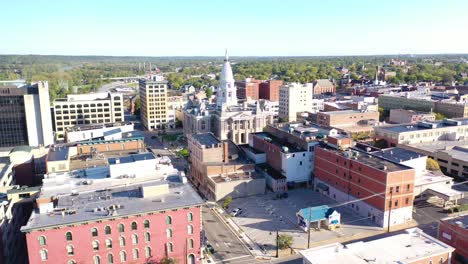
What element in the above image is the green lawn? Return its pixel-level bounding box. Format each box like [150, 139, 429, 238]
[162, 133, 181, 142]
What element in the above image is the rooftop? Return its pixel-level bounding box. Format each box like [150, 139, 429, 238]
[210, 171, 263, 183]
[66, 122, 134, 132]
[377, 118, 468, 133]
[108, 153, 155, 165]
[441, 213, 468, 230]
[300, 228, 454, 264]
[322, 145, 412, 172]
[319, 110, 375, 115]
[256, 163, 285, 180]
[22, 178, 203, 231]
[191, 133, 220, 147]
[252, 132, 303, 153]
[405, 140, 468, 162]
[371, 147, 424, 163]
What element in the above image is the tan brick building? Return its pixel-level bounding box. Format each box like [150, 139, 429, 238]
[312, 79, 335, 95]
[187, 133, 265, 201]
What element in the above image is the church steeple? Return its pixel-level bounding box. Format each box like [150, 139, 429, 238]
[217, 50, 237, 110]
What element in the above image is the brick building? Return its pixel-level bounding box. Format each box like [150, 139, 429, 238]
[259, 80, 283, 102]
[317, 110, 379, 128]
[235, 78, 261, 100]
[312, 79, 335, 95]
[389, 109, 436, 124]
[438, 214, 468, 264]
[188, 133, 265, 201]
[314, 137, 416, 228]
[22, 150, 203, 264]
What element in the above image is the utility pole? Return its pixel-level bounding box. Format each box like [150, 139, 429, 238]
[276, 230, 279, 258]
[387, 187, 393, 233]
[307, 207, 312, 248]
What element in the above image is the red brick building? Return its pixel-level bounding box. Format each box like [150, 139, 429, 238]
[259, 80, 283, 102]
[438, 214, 468, 264]
[235, 78, 261, 100]
[313, 79, 335, 95]
[314, 137, 415, 228]
[22, 180, 204, 264]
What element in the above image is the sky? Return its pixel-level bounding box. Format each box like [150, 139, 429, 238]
[1, 0, 467, 56]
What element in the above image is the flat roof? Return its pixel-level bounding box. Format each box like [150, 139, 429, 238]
[404, 140, 468, 162]
[256, 163, 285, 180]
[66, 122, 133, 132]
[252, 132, 303, 153]
[371, 147, 424, 163]
[320, 110, 373, 115]
[47, 146, 69, 161]
[378, 118, 468, 133]
[22, 180, 203, 231]
[322, 145, 412, 172]
[191, 133, 220, 147]
[300, 228, 454, 264]
[210, 171, 263, 183]
[441, 213, 468, 230]
[108, 153, 155, 165]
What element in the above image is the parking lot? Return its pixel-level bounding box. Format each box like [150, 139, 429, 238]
[227, 188, 381, 256]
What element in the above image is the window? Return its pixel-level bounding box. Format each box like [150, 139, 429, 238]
[119, 236, 125, 247]
[188, 212, 193, 222]
[407, 184, 411, 191]
[91, 228, 98, 237]
[396, 186, 400, 193]
[145, 247, 152, 258]
[92, 241, 99, 251]
[133, 249, 139, 259]
[67, 245, 74, 256]
[106, 239, 112, 249]
[395, 200, 399, 206]
[68, 260, 76, 264]
[144, 220, 150, 228]
[439, 257, 443, 264]
[94, 256, 100, 264]
[120, 251, 127, 262]
[187, 225, 194, 235]
[167, 243, 174, 252]
[188, 239, 194, 249]
[118, 224, 124, 233]
[131, 221, 137, 230]
[132, 234, 138, 244]
[66, 232, 73, 241]
[145, 232, 151, 242]
[107, 253, 114, 264]
[405, 198, 410, 204]
[166, 216, 172, 225]
[105, 226, 111, 235]
[40, 249, 48, 261]
[167, 228, 173, 238]
[39, 236, 46, 246]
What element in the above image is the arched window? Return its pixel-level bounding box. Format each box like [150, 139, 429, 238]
[118, 224, 124, 233]
[105, 226, 111, 235]
[131, 221, 137, 230]
[107, 253, 114, 264]
[119, 236, 125, 247]
[91, 228, 98, 237]
[188, 212, 193, 222]
[105, 239, 112, 249]
[68, 260, 76, 264]
[145, 232, 151, 242]
[133, 248, 139, 259]
[188, 254, 195, 264]
[166, 216, 172, 225]
[132, 234, 138, 244]
[167, 242, 173, 252]
[120, 251, 127, 262]
[188, 238, 194, 249]
[145, 246, 152, 258]
[187, 225, 193, 235]
[38, 236, 46, 246]
[92, 240, 99, 251]
[66, 232, 73, 241]
[166, 228, 172, 238]
[439, 258, 443, 264]
[144, 220, 150, 228]
[40, 249, 48, 261]
[94, 255, 101, 264]
[67, 245, 74, 256]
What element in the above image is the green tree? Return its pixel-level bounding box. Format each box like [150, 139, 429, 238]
[434, 112, 446, 120]
[374, 139, 388, 149]
[426, 158, 440, 171]
[177, 148, 189, 158]
[205, 87, 213, 98]
[378, 107, 389, 122]
[277, 234, 293, 250]
[222, 196, 233, 209]
[133, 97, 141, 117]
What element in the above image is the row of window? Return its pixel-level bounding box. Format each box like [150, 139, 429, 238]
[40, 247, 154, 262]
[39, 214, 195, 245]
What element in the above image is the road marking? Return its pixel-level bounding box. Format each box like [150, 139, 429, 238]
[214, 255, 251, 263]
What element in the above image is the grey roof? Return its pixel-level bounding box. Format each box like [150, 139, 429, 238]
[108, 153, 155, 165]
[191, 133, 220, 146]
[314, 79, 334, 87]
[103, 128, 122, 137]
[21, 181, 204, 231]
[47, 147, 69, 161]
[379, 118, 468, 133]
[371, 147, 424, 163]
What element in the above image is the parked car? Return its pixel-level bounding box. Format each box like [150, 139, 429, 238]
[230, 208, 242, 217]
[206, 243, 215, 253]
[282, 192, 289, 199]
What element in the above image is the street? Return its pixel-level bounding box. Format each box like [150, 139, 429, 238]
[202, 207, 255, 264]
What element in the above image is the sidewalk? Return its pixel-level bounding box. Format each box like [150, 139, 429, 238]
[211, 206, 271, 260]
